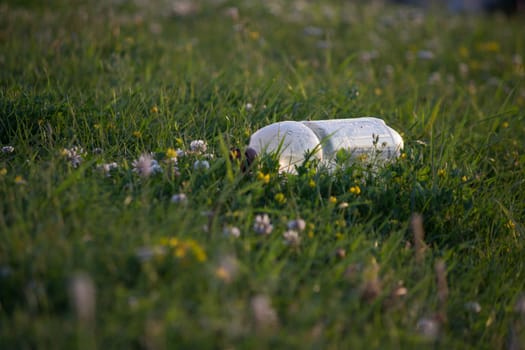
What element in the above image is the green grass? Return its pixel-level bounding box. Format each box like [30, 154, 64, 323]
[1, 0, 524, 348]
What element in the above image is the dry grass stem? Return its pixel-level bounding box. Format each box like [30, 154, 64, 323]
[435, 259, 449, 324]
[411, 213, 428, 263]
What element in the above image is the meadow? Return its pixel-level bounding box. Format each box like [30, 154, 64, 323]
[0, 0, 524, 348]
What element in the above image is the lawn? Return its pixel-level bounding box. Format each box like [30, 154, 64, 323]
[0, 0, 524, 348]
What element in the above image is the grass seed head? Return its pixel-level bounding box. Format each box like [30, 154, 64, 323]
[360, 258, 382, 303]
[435, 259, 449, 323]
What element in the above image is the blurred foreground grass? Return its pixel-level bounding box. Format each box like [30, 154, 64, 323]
[0, 0, 524, 348]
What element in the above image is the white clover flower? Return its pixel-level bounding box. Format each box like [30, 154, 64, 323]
[223, 225, 241, 238]
[176, 148, 186, 157]
[251, 295, 278, 330]
[132, 153, 161, 177]
[416, 317, 440, 340]
[150, 159, 162, 174]
[224, 7, 239, 21]
[464, 301, 481, 313]
[253, 214, 273, 235]
[62, 147, 84, 168]
[287, 218, 306, 232]
[283, 230, 301, 246]
[428, 72, 441, 85]
[97, 162, 118, 176]
[303, 26, 323, 37]
[417, 50, 435, 60]
[190, 140, 207, 153]
[359, 50, 379, 63]
[1, 146, 14, 153]
[245, 102, 254, 111]
[171, 193, 187, 204]
[193, 160, 210, 170]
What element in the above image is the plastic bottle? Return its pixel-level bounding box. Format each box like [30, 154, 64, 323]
[248, 117, 403, 173]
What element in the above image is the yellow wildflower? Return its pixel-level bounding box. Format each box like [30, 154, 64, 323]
[151, 105, 159, 113]
[477, 41, 500, 53]
[505, 220, 516, 230]
[329, 196, 337, 204]
[248, 31, 260, 40]
[501, 121, 509, 129]
[160, 237, 207, 262]
[169, 237, 179, 247]
[437, 169, 446, 177]
[215, 267, 230, 281]
[257, 171, 270, 184]
[309, 179, 316, 188]
[458, 46, 469, 58]
[191, 243, 207, 262]
[133, 131, 142, 138]
[350, 185, 361, 195]
[0, 168, 7, 176]
[461, 176, 468, 182]
[274, 193, 286, 204]
[175, 246, 186, 258]
[166, 148, 177, 159]
[374, 88, 383, 96]
[14, 175, 26, 185]
[468, 60, 481, 71]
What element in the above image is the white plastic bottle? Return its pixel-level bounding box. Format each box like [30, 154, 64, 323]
[248, 117, 403, 173]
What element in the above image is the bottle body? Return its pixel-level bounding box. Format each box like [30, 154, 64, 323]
[248, 117, 403, 173]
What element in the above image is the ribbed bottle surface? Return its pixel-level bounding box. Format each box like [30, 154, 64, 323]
[249, 117, 403, 173]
